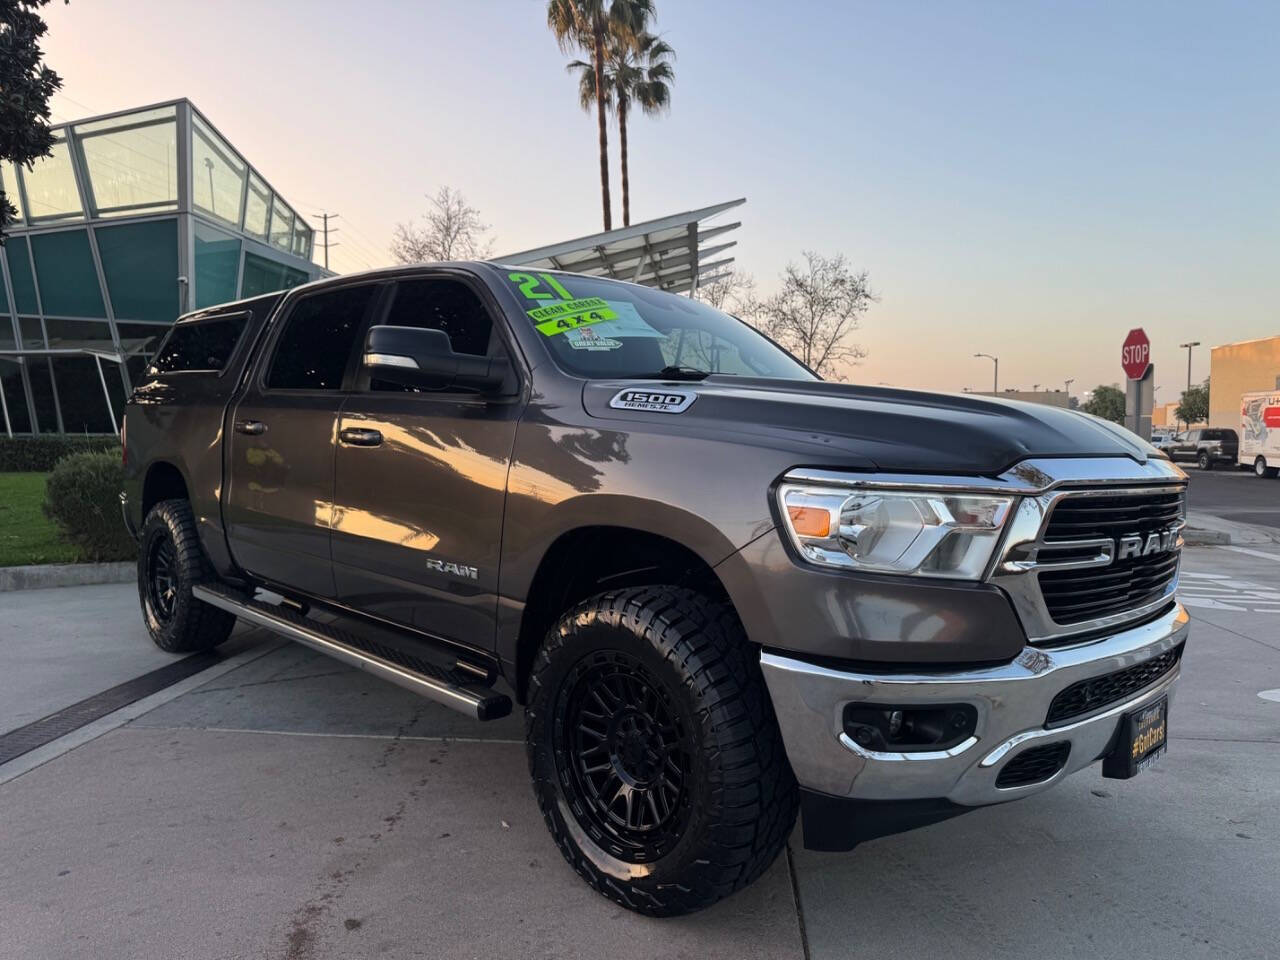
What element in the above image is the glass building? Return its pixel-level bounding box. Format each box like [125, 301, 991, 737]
[0, 99, 325, 436]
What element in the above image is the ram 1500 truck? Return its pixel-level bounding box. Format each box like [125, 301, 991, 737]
[122, 263, 1188, 916]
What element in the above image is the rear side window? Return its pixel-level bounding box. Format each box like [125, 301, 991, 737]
[267, 284, 380, 390]
[149, 315, 247, 374]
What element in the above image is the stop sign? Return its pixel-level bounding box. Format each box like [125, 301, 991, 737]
[1121, 328, 1151, 380]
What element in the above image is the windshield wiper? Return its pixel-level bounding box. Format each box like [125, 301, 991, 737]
[651, 365, 713, 381]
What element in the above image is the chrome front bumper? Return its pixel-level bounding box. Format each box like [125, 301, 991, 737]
[761, 603, 1188, 808]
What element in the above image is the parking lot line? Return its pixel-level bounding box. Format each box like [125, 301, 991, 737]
[1221, 545, 1280, 563]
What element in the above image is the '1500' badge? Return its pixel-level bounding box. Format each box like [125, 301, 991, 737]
[609, 389, 697, 414]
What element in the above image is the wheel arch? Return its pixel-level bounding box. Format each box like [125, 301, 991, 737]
[508, 525, 743, 704]
[141, 460, 191, 518]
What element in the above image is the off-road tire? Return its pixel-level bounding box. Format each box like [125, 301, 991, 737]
[138, 499, 236, 653]
[526, 586, 799, 916]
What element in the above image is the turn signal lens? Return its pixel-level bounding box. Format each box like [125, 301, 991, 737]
[786, 505, 831, 538]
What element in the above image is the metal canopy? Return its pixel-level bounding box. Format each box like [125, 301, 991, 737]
[493, 198, 745, 296]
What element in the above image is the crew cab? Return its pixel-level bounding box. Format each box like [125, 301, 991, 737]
[122, 263, 1189, 915]
[1166, 427, 1239, 470]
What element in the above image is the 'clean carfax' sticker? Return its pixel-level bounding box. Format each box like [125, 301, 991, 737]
[609, 388, 697, 414]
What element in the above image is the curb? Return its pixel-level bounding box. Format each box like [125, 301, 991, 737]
[0, 561, 134, 592]
[1184, 528, 1231, 546]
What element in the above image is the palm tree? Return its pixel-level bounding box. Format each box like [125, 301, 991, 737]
[570, 29, 674, 227]
[548, 0, 654, 231]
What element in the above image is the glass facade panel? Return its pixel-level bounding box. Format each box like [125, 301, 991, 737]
[23, 139, 82, 220]
[29, 229, 106, 318]
[0, 160, 23, 222]
[0, 317, 14, 350]
[45, 317, 114, 350]
[292, 224, 312, 259]
[269, 196, 294, 251]
[192, 115, 246, 227]
[77, 108, 178, 214]
[19, 317, 44, 349]
[95, 219, 180, 323]
[1, 360, 33, 433]
[115, 322, 167, 361]
[5, 238, 39, 314]
[28, 358, 58, 432]
[241, 252, 309, 299]
[51, 356, 114, 433]
[244, 173, 270, 241]
[194, 223, 241, 308]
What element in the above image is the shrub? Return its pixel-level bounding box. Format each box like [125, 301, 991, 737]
[42, 451, 136, 562]
[0, 435, 122, 472]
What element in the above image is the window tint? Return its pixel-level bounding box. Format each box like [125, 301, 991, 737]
[267, 284, 378, 390]
[149, 315, 248, 374]
[370, 279, 495, 393]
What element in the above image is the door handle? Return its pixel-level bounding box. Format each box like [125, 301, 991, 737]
[339, 427, 383, 447]
[234, 419, 267, 436]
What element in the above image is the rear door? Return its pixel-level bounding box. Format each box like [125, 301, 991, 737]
[223, 281, 384, 597]
[330, 273, 522, 651]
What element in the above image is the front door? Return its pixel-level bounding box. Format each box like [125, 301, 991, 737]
[224, 281, 384, 598]
[331, 275, 522, 651]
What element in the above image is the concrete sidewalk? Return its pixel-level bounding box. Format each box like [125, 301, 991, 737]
[2, 555, 1279, 958]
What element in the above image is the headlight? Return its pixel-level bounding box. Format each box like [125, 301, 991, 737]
[777, 484, 1014, 580]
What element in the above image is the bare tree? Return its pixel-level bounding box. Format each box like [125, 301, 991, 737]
[390, 186, 495, 263]
[753, 252, 874, 380]
[699, 269, 757, 317]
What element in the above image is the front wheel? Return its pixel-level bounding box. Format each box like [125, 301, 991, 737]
[1198, 451, 1213, 471]
[1257, 456, 1279, 479]
[138, 499, 236, 653]
[526, 587, 798, 916]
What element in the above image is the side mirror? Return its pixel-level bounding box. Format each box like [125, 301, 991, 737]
[363, 325, 510, 393]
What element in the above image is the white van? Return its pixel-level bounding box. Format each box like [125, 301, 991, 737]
[1239, 391, 1280, 477]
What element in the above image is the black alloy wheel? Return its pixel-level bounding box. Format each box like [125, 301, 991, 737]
[145, 533, 179, 625]
[559, 651, 692, 863]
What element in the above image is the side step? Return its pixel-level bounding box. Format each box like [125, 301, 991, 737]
[192, 583, 512, 721]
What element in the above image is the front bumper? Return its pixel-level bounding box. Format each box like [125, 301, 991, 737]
[762, 603, 1188, 811]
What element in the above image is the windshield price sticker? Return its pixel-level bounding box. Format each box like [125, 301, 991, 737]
[527, 297, 610, 322]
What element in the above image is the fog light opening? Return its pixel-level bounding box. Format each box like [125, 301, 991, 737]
[842, 703, 978, 753]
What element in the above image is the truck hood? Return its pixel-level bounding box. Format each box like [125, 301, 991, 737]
[583, 377, 1161, 475]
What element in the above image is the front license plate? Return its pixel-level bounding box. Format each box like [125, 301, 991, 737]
[1102, 696, 1168, 779]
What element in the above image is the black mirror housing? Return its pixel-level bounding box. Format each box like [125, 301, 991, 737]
[363, 325, 509, 393]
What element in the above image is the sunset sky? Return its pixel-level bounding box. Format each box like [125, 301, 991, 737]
[40, 0, 1276, 399]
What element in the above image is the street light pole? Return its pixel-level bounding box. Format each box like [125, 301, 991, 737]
[1064, 377, 1074, 397]
[974, 353, 998, 394]
[1178, 340, 1200, 429]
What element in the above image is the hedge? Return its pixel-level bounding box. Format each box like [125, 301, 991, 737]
[0, 435, 122, 472]
[42, 451, 136, 562]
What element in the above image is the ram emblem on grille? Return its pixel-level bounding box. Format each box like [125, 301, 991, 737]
[1115, 527, 1179, 562]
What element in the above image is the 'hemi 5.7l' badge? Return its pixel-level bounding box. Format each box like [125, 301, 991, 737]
[609, 388, 697, 414]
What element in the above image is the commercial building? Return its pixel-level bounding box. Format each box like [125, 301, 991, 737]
[0, 100, 324, 436]
[1209, 335, 1280, 430]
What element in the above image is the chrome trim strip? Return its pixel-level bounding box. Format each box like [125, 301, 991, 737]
[838, 733, 979, 762]
[785, 456, 1186, 496]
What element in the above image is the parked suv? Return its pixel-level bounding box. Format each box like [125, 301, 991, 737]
[1167, 428, 1239, 470]
[121, 263, 1188, 915]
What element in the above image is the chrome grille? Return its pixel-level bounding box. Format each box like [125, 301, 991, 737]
[1037, 489, 1184, 626]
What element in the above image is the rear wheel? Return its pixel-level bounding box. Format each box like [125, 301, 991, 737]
[1198, 451, 1213, 470]
[526, 586, 798, 916]
[1257, 456, 1279, 479]
[138, 499, 236, 653]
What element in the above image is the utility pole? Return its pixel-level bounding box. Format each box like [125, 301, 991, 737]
[1064, 377, 1074, 397]
[1178, 340, 1200, 429]
[316, 212, 340, 271]
[974, 353, 998, 394]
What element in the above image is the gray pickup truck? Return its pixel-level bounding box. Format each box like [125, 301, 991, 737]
[122, 263, 1188, 915]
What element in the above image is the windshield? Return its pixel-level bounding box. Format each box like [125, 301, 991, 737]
[498, 269, 815, 381]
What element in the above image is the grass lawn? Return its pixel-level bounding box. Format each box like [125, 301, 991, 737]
[0, 472, 82, 567]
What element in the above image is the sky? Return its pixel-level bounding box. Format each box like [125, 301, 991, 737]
[40, 0, 1277, 399]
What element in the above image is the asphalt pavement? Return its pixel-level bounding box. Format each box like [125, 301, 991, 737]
[1, 545, 1278, 959]
[1184, 463, 1280, 530]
